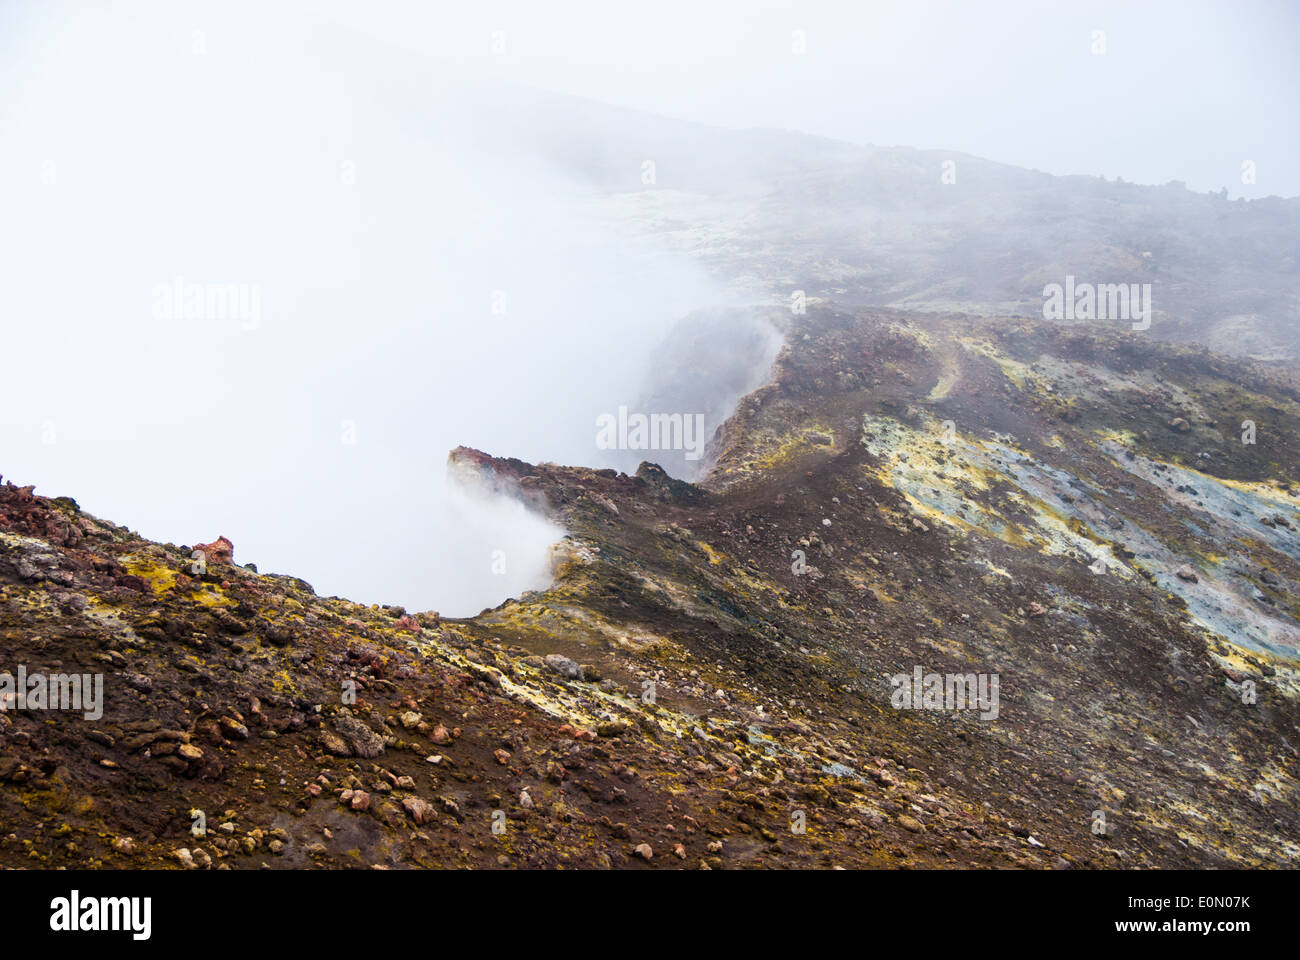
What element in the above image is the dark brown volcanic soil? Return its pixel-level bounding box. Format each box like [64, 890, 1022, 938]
[2, 306, 1298, 869]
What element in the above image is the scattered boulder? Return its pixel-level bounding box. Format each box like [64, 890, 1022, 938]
[544, 654, 582, 679]
[332, 711, 385, 758]
[320, 730, 350, 756]
[192, 536, 235, 565]
[402, 796, 435, 825]
[219, 717, 249, 741]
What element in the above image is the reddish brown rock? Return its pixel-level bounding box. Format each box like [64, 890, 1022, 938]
[193, 536, 235, 565]
[402, 796, 435, 825]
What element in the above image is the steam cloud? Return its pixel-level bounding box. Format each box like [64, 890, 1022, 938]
[0, 2, 748, 615]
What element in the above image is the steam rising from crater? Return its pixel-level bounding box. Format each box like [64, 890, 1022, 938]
[0, 1, 778, 616]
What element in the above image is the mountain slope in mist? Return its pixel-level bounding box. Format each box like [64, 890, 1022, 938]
[501, 88, 1300, 360]
[3, 305, 1297, 869]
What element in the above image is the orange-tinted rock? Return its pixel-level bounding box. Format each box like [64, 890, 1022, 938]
[193, 536, 235, 564]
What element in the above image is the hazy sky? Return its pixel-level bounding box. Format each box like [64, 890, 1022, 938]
[304, 0, 1300, 199]
[1, 0, 1294, 617]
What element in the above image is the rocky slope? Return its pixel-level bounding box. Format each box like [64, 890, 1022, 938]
[2, 306, 1298, 869]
